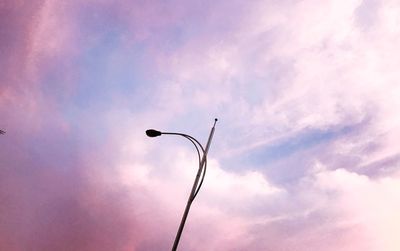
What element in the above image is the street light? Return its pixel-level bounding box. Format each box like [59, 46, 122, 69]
[146, 119, 218, 251]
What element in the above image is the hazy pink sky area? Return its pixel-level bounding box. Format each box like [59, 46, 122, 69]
[1, 0, 400, 250]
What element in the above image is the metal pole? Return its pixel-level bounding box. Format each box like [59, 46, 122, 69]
[171, 119, 217, 251]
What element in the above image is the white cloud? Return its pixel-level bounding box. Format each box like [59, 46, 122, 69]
[114, 1, 400, 248]
[313, 167, 400, 251]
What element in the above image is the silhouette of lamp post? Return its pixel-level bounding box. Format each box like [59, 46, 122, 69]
[145, 119, 218, 251]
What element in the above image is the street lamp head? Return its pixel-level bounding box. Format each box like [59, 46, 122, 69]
[146, 129, 162, 137]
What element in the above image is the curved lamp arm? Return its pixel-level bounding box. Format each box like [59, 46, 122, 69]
[162, 132, 205, 153]
[146, 131, 208, 200]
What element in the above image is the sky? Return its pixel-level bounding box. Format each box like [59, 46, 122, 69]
[1, 0, 400, 250]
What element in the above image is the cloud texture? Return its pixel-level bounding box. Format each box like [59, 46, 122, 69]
[1, 0, 400, 250]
